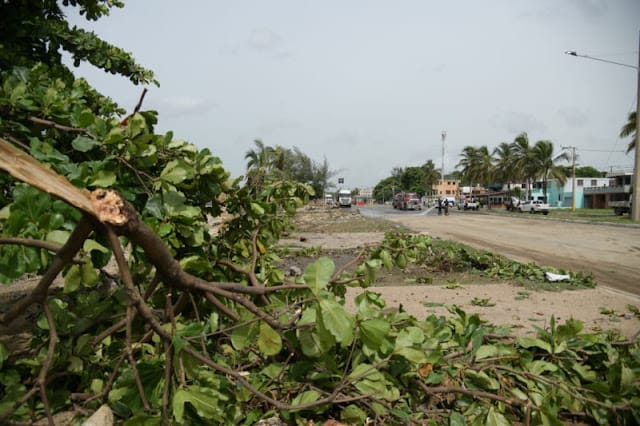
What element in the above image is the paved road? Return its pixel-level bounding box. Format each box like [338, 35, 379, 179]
[363, 207, 640, 296]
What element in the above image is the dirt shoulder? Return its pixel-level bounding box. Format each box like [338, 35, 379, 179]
[284, 206, 640, 338]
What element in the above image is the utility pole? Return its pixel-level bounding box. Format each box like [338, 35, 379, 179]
[565, 31, 640, 220]
[562, 146, 577, 211]
[633, 30, 640, 221]
[441, 130, 446, 197]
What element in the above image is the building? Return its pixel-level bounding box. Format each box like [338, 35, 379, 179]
[583, 171, 632, 209]
[432, 176, 460, 198]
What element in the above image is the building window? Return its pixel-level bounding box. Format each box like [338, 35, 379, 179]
[577, 179, 583, 187]
[591, 179, 597, 186]
[521, 184, 526, 189]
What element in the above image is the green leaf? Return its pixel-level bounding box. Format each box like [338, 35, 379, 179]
[465, 369, 500, 391]
[304, 257, 335, 296]
[250, 202, 265, 215]
[359, 318, 390, 348]
[160, 159, 195, 184]
[89, 170, 117, 187]
[318, 299, 354, 345]
[449, 411, 466, 426]
[64, 265, 82, 293]
[81, 258, 99, 287]
[72, 135, 99, 152]
[126, 113, 146, 138]
[291, 390, 321, 410]
[173, 386, 225, 423]
[341, 404, 368, 424]
[394, 347, 427, 364]
[123, 415, 162, 426]
[83, 239, 110, 254]
[231, 321, 259, 351]
[379, 249, 393, 270]
[46, 230, 70, 245]
[394, 326, 425, 350]
[485, 406, 511, 426]
[296, 307, 335, 357]
[529, 360, 558, 375]
[475, 344, 498, 360]
[517, 336, 552, 354]
[258, 322, 282, 356]
[0, 342, 8, 369]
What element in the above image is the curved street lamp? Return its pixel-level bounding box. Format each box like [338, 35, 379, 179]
[564, 33, 640, 221]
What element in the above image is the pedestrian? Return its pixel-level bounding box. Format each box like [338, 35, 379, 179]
[437, 198, 442, 215]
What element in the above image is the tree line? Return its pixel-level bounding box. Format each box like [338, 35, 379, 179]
[373, 117, 637, 203]
[244, 139, 336, 199]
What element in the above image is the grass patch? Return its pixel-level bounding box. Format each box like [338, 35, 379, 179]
[489, 207, 635, 224]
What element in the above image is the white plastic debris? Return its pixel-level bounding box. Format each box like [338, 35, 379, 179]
[545, 272, 571, 282]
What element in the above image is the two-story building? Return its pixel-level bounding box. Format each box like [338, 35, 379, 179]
[432, 176, 460, 198]
[582, 171, 632, 209]
[524, 171, 630, 208]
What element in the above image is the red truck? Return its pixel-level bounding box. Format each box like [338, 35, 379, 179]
[392, 192, 422, 210]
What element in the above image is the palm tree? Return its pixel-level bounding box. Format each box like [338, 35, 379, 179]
[244, 139, 275, 196]
[511, 132, 536, 199]
[492, 142, 516, 195]
[457, 145, 493, 190]
[530, 140, 568, 202]
[619, 111, 637, 154]
[421, 160, 440, 196]
[457, 146, 480, 185]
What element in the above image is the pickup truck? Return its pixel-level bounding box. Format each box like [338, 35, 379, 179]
[609, 194, 632, 215]
[457, 199, 479, 211]
[518, 200, 550, 215]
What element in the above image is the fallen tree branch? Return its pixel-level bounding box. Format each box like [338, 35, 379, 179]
[0, 216, 92, 326]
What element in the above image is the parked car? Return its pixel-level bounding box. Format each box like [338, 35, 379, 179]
[518, 199, 550, 215]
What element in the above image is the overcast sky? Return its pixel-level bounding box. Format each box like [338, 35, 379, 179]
[67, 1, 639, 189]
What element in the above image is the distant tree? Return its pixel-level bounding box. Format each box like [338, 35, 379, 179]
[421, 160, 440, 195]
[511, 132, 536, 199]
[400, 166, 426, 195]
[492, 142, 517, 194]
[456, 145, 493, 189]
[530, 140, 568, 201]
[390, 166, 404, 179]
[373, 176, 401, 203]
[245, 142, 336, 199]
[570, 166, 604, 178]
[244, 139, 275, 196]
[619, 110, 637, 153]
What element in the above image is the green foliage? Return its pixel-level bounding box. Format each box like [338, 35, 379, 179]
[0, 2, 637, 425]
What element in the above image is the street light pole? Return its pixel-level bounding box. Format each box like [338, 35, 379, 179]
[565, 33, 640, 220]
[562, 146, 577, 211]
[634, 31, 640, 221]
[441, 130, 446, 197]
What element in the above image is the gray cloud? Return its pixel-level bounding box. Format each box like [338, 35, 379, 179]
[494, 111, 547, 135]
[558, 107, 589, 128]
[569, 0, 608, 19]
[248, 28, 282, 51]
[156, 96, 215, 118]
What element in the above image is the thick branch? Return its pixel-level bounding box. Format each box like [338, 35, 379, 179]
[0, 216, 93, 325]
[28, 116, 97, 140]
[0, 138, 97, 215]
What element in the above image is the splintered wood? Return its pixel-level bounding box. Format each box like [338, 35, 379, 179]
[90, 189, 130, 225]
[0, 138, 96, 216]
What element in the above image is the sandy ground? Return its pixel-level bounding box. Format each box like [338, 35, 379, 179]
[281, 226, 640, 339]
